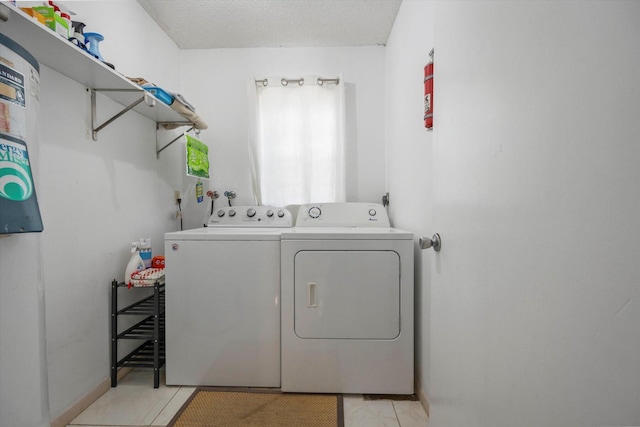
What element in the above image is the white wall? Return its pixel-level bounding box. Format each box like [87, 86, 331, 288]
[1, 0, 184, 423]
[0, 234, 49, 427]
[384, 0, 435, 403]
[178, 46, 386, 228]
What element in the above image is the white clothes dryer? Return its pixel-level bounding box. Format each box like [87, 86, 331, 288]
[164, 206, 292, 387]
[280, 203, 414, 394]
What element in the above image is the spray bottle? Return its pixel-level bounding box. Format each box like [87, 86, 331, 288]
[124, 242, 146, 286]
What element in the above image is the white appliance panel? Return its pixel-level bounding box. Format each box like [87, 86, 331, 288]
[281, 237, 414, 394]
[294, 250, 400, 339]
[282, 227, 413, 240]
[166, 227, 282, 241]
[165, 239, 280, 387]
[208, 206, 293, 227]
[294, 202, 391, 227]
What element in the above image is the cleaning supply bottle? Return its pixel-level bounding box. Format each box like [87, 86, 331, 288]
[83, 32, 105, 61]
[124, 242, 146, 286]
[139, 238, 152, 269]
[60, 12, 72, 39]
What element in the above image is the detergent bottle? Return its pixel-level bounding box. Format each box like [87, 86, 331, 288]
[139, 238, 152, 268]
[124, 242, 146, 286]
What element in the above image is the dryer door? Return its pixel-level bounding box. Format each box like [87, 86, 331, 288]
[294, 250, 400, 339]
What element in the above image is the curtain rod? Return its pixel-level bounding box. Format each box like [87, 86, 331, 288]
[255, 77, 340, 87]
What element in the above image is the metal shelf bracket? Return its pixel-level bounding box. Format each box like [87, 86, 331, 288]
[155, 124, 196, 158]
[90, 88, 151, 141]
[90, 89, 198, 155]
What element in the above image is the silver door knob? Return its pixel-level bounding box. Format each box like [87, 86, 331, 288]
[419, 233, 441, 252]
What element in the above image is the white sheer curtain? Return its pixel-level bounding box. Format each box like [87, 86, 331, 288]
[248, 75, 345, 206]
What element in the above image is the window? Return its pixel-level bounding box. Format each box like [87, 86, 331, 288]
[248, 75, 345, 206]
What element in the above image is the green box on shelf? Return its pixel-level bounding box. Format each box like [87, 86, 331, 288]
[31, 6, 69, 39]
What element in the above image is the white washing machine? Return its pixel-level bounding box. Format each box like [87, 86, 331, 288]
[164, 206, 292, 387]
[280, 202, 414, 394]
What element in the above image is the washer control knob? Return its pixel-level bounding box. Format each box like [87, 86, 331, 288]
[229, 209, 236, 217]
[308, 206, 321, 218]
[369, 209, 377, 216]
[277, 210, 285, 218]
[247, 208, 256, 218]
[266, 210, 274, 217]
[217, 210, 225, 217]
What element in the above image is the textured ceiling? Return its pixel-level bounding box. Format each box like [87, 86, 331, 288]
[136, 0, 402, 49]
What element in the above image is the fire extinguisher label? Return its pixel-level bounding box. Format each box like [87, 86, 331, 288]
[424, 94, 431, 116]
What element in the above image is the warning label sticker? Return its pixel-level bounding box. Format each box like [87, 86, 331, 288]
[0, 62, 25, 108]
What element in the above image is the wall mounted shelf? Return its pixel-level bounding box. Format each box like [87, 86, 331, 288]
[0, 3, 199, 152]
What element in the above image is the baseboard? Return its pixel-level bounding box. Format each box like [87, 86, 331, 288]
[415, 376, 430, 416]
[50, 368, 132, 427]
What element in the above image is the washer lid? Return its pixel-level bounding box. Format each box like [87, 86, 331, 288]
[165, 227, 285, 241]
[281, 227, 413, 240]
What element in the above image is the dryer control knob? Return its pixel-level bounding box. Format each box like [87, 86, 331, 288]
[308, 206, 321, 218]
[217, 210, 225, 217]
[277, 210, 285, 218]
[247, 208, 256, 217]
[369, 209, 377, 216]
[229, 209, 236, 217]
[266, 210, 274, 217]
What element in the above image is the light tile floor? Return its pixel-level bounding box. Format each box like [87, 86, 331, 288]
[68, 369, 429, 427]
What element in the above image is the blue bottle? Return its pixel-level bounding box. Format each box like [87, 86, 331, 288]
[83, 32, 104, 61]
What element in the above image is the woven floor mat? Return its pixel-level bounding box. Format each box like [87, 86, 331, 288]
[167, 387, 343, 427]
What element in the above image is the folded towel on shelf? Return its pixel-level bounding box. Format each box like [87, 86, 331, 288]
[169, 92, 196, 112]
[127, 76, 150, 86]
[164, 101, 209, 130]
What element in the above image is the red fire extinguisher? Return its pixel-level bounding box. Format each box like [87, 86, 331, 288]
[424, 48, 434, 129]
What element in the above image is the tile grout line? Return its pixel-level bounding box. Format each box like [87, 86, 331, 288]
[148, 384, 185, 426]
[392, 401, 403, 427]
